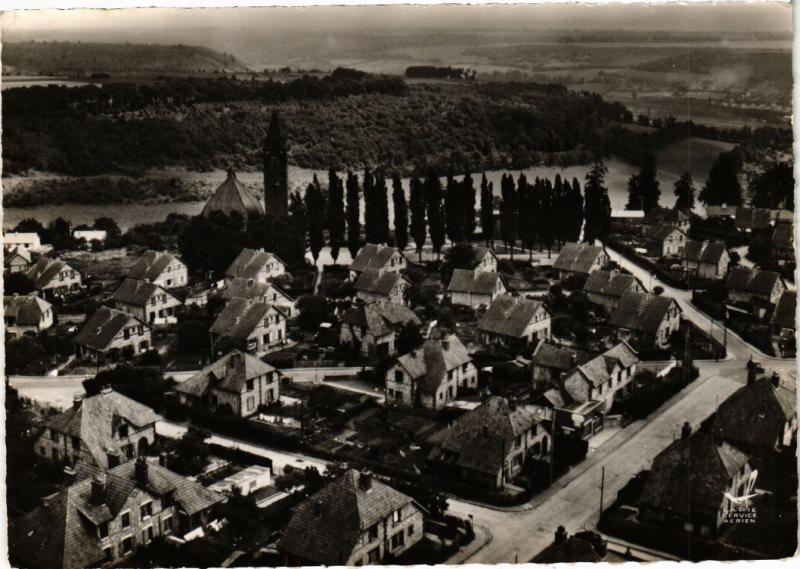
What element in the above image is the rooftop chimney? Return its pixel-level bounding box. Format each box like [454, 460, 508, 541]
[771, 372, 781, 388]
[91, 475, 106, 504]
[135, 456, 148, 487]
[555, 526, 568, 545]
[312, 500, 323, 516]
[358, 471, 373, 491]
[681, 421, 692, 441]
[159, 452, 168, 468]
[73, 393, 84, 409]
[100, 385, 112, 395]
[441, 339, 450, 351]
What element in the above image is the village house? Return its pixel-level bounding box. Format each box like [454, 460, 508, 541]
[583, 270, 644, 312]
[354, 269, 411, 305]
[4, 247, 32, 273]
[465, 245, 499, 274]
[349, 243, 407, 280]
[534, 530, 611, 563]
[447, 268, 507, 308]
[26, 257, 82, 298]
[638, 426, 752, 538]
[339, 302, 421, 358]
[552, 242, 608, 279]
[427, 396, 551, 489]
[3, 231, 42, 253]
[278, 469, 424, 566]
[224, 248, 286, 283]
[73, 229, 107, 247]
[202, 169, 265, 225]
[10, 456, 224, 569]
[175, 350, 281, 418]
[682, 240, 730, 280]
[110, 278, 183, 324]
[642, 206, 691, 234]
[725, 267, 786, 317]
[35, 388, 159, 469]
[4, 294, 54, 338]
[210, 297, 287, 355]
[531, 342, 595, 394]
[771, 221, 794, 264]
[73, 306, 151, 362]
[385, 334, 477, 411]
[220, 277, 296, 317]
[771, 291, 796, 357]
[128, 250, 188, 289]
[735, 207, 773, 232]
[476, 294, 551, 350]
[645, 222, 687, 257]
[609, 291, 682, 349]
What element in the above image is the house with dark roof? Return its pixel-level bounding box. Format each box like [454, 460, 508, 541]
[534, 530, 610, 563]
[111, 278, 183, 324]
[220, 277, 296, 317]
[771, 290, 796, 357]
[354, 269, 411, 306]
[643, 206, 690, 233]
[202, 169, 264, 225]
[349, 243, 407, 280]
[128, 250, 187, 289]
[4, 293, 53, 338]
[224, 248, 286, 283]
[639, 427, 752, 537]
[531, 342, 595, 394]
[609, 291, 681, 349]
[447, 268, 507, 308]
[278, 469, 424, 566]
[726, 267, 786, 317]
[385, 334, 477, 411]
[427, 396, 551, 489]
[4, 246, 32, 273]
[211, 297, 287, 355]
[35, 388, 159, 469]
[682, 240, 730, 280]
[645, 222, 687, 257]
[467, 246, 499, 274]
[176, 350, 281, 417]
[735, 206, 772, 232]
[476, 294, 551, 350]
[583, 270, 644, 312]
[552, 242, 608, 279]
[73, 306, 151, 362]
[10, 456, 224, 569]
[26, 257, 82, 298]
[340, 302, 421, 358]
[771, 221, 793, 263]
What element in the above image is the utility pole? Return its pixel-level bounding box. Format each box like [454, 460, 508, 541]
[684, 324, 691, 387]
[599, 465, 605, 519]
[549, 411, 556, 486]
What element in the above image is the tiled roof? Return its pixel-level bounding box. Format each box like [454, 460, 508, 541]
[478, 294, 548, 338]
[532, 342, 595, 371]
[3, 294, 52, 327]
[73, 306, 146, 351]
[646, 222, 683, 243]
[772, 291, 796, 330]
[26, 257, 76, 289]
[340, 302, 420, 337]
[583, 270, 641, 298]
[202, 170, 264, 220]
[211, 297, 280, 340]
[279, 469, 414, 566]
[712, 377, 796, 450]
[683, 240, 727, 264]
[468, 246, 496, 269]
[177, 350, 277, 396]
[609, 291, 678, 334]
[735, 207, 772, 230]
[224, 248, 285, 280]
[44, 389, 159, 467]
[111, 278, 175, 307]
[397, 334, 472, 394]
[564, 342, 638, 400]
[354, 269, 406, 296]
[432, 397, 543, 475]
[726, 267, 783, 296]
[128, 250, 181, 282]
[639, 432, 749, 518]
[552, 242, 605, 274]
[220, 277, 293, 304]
[447, 269, 503, 295]
[349, 243, 403, 273]
[5, 247, 32, 264]
[772, 221, 793, 250]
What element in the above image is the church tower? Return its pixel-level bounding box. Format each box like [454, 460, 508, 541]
[263, 110, 289, 217]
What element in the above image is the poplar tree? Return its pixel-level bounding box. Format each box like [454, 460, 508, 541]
[376, 173, 390, 244]
[327, 168, 345, 263]
[583, 160, 612, 245]
[409, 176, 427, 261]
[289, 191, 308, 247]
[363, 168, 379, 244]
[425, 171, 446, 260]
[445, 168, 465, 243]
[305, 175, 327, 264]
[639, 153, 661, 213]
[673, 171, 695, 211]
[626, 174, 643, 211]
[569, 177, 584, 243]
[463, 171, 477, 241]
[540, 178, 556, 257]
[500, 173, 518, 260]
[479, 173, 495, 247]
[392, 172, 409, 251]
[346, 171, 361, 257]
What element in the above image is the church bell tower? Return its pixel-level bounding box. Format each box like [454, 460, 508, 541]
[263, 110, 289, 217]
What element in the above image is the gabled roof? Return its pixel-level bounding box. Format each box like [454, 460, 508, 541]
[468, 246, 497, 269]
[726, 267, 784, 296]
[609, 291, 678, 334]
[583, 270, 641, 298]
[73, 306, 146, 351]
[224, 248, 285, 280]
[646, 222, 684, 243]
[477, 295, 548, 338]
[26, 258, 77, 289]
[44, 389, 159, 467]
[564, 342, 638, 400]
[220, 277, 293, 303]
[211, 297, 281, 340]
[772, 290, 796, 330]
[643, 206, 689, 225]
[447, 269, 503, 295]
[111, 278, 176, 307]
[354, 269, 407, 296]
[532, 342, 595, 371]
[535, 536, 603, 563]
[772, 221, 794, 250]
[712, 377, 796, 450]
[4, 294, 52, 326]
[176, 350, 278, 396]
[5, 247, 32, 264]
[396, 334, 472, 394]
[128, 250, 183, 282]
[639, 432, 749, 518]
[735, 207, 772, 230]
[202, 169, 264, 221]
[683, 240, 727, 264]
[552, 242, 605, 274]
[340, 302, 420, 338]
[349, 243, 404, 273]
[279, 469, 415, 566]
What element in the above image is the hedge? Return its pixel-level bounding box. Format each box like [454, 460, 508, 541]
[607, 237, 688, 289]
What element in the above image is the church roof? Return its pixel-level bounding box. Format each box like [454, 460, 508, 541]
[202, 170, 264, 221]
[265, 110, 284, 147]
